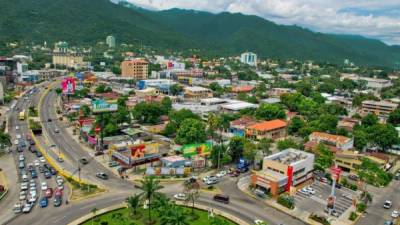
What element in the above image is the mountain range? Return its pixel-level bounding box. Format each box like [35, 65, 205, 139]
[0, 0, 399, 68]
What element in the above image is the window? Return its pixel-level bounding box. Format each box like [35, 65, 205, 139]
[293, 168, 305, 176]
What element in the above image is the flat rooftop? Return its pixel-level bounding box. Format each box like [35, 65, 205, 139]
[265, 148, 313, 166]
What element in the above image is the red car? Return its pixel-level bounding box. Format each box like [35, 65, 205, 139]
[55, 188, 63, 197]
[45, 188, 53, 198]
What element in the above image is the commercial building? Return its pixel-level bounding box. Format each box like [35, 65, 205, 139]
[334, 151, 387, 174]
[52, 42, 87, 69]
[251, 149, 315, 196]
[229, 116, 257, 137]
[307, 132, 354, 151]
[246, 119, 287, 140]
[361, 100, 398, 119]
[106, 35, 116, 48]
[340, 73, 392, 89]
[183, 86, 213, 100]
[240, 52, 257, 67]
[268, 88, 296, 97]
[137, 79, 176, 94]
[121, 59, 149, 80]
[220, 101, 258, 113]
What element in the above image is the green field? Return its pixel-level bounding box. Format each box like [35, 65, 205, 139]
[81, 206, 237, 225]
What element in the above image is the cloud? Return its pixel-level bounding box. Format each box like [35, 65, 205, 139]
[124, 0, 400, 45]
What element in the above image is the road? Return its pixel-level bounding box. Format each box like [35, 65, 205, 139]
[356, 178, 400, 225]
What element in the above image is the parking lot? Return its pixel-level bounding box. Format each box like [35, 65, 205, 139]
[294, 180, 357, 218]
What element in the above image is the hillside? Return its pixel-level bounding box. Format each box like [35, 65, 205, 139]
[1, 0, 399, 67]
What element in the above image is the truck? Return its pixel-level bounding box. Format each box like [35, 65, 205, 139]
[19, 110, 25, 120]
[236, 158, 250, 173]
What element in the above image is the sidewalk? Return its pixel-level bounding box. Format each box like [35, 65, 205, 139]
[0, 154, 19, 225]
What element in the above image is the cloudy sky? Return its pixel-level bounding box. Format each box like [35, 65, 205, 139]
[123, 0, 400, 45]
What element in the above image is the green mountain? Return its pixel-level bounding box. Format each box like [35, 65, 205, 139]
[1, 0, 399, 67]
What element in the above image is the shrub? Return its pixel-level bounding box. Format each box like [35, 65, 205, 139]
[356, 203, 367, 213]
[277, 194, 295, 209]
[310, 214, 330, 225]
[349, 212, 358, 221]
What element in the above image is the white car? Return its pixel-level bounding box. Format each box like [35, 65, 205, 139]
[391, 210, 399, 218]
[216, 171, 227, 178]
[28, 195, 37, 203]
[41, 182, 48, 191]
[21, 183, 28, 191]
[22, 203, 33, 213]
[15, 126, 19, 130]
[384, 200, 393, 209]
[13, 203, 23, 214]
[304, 187, 316, 195]
[19, 154, 25, 161]
[174, 193, 188, 201]
[30, 190, 37, 198]
[202, 176, 211, 183]
[19, 192, 27, 201]
[299, 188, 310, 195]
[14, 140, 19, 145]
[34, 160, 40, 167]
[16, 134, 21, 139]
[254, 219, 267, 225]
[39, 157, 46, 163]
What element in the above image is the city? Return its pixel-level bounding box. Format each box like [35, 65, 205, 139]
[0, 1, 400, 225]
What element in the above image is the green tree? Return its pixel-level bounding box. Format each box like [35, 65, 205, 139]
[137, 176, 163, 224]
[388, 109, 400, 126]
[132, 102, 163, 124]
[126, 194, 141, 217]
[183, 179, 200, 215]
[170, 84, 183, 96]
[160, 97, 172, 114]
[111, 65, 121, 75]
[80, 105, 91, 117]
[368, 124, 399, 151]
[314, 144, 334, 170]
[160, 204, 189, 225]
[277, 138, 299, 150]
[243, 141, 257, 162]
[175, 119, 206, 145]
[55, 88, 62, 95]
[255, 103, 286, 120]
[90, 208, 98, 225]
[288, 116, 305, 135]
[228, 136, 246, 162]
[362, 113, 378, 127]
[354, 129, 368, 150]
[257, 138, 272, 155]
[0, 132, 11, 152]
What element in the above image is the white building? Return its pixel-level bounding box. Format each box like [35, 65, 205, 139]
[240, 52, 257, 67]
[106, 36, 116, 48]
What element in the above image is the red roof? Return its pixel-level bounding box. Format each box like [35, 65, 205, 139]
[230, 116, 257, 127]
[232, 86, 254, 93]
[247, 119, 287, 131]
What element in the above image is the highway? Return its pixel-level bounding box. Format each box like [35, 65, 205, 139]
[4, 82, 307, 225]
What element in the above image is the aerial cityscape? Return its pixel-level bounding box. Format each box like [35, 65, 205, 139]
[0, 1, 400, 225]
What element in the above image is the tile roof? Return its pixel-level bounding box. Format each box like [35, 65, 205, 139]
[230, 116, 257, 127]
[232, 85, 254, 93]
[310, 132, 351, 145]
[247, 119, 287, 131]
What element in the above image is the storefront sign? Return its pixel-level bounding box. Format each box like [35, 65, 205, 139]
[92, 99, 118, 113]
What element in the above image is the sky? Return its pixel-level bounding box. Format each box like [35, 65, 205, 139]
[123, 0, 400, 45]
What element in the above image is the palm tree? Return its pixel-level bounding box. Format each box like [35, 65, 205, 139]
[153, 193, 170, 213]
[137, 176, 163, 224]
[210, 217, 230, 225]
[183, 180, 200, 216]
[90, 207, 98, 225]
[126, 194, 141, 217]
[160, 205, 189, 225]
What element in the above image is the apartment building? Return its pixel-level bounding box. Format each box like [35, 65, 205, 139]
[306, 132, 354, 152]
[121, 59, 149, 80]
[246, 119, 287, 140]
[361, 100, 398, 119]
[251, 149, 315, 196]
[183, 86, 213, 100]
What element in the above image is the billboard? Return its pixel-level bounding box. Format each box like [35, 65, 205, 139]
[180, 143, 212, 157]
[61, 77, 76, 94]
[92, 99, 118, 113]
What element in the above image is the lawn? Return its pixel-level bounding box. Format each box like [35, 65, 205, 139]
[81, 206, 237, 225]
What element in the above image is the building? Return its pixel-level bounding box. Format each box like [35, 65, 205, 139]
[334, 151, 387, 174]
[337, 117, 360, 132]
[251, 149, 315, 196]
[361, 100, 398, 119]
[229, 116, 257, 137]
[106, 35, 116, 48]
[307, 132, 354, 151]
[240, 52, 257, 67]
[232, 85, 254, 93]
[137, 79, 176, 94]
[121, 59, 149, 80]
[183, 86, 213, 100]
[268, 88, 296, 97]
[220, 101, 258, 113]
[246, 119, 287, 140]
[52, 42, 87, 69]
[340, 73, 392, 89]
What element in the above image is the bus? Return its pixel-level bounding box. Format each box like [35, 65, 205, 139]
[19, 110, 25, 120]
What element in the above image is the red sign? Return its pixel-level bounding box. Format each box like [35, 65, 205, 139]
[61, 77, 76, 94]
[330, 166, 341, 180]
[95, 126, 101, 133]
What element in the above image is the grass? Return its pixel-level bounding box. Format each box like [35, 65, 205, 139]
[81, 206, 237, 225]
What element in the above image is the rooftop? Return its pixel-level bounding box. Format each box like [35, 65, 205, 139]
[266, 148, 313, 166]
[221, 102, 258, 111]
[310, 132, 351, 145]
[362, 100, 398, 107]
[184, 86, 211, 92]
[247, 119, 287, 131]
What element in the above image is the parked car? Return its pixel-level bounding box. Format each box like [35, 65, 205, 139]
[18, 161, 25, 169]
[56, 157, 64, 163]
[19, 191, 27, 201]
[13, 203, 23, 214]
[39, 197, 48, 208]
[216, 171, 227, 178]
[34, 160, 40, 167]
[213, 194, 230, 204]
[108, 161, 119, 167]
[53, 196, 62, 207]
[174, 193, 188, 201]
[39, 157, 46, 163]
[30, 170, 38, 179]
[41, 182, 48, 191]
[384, 221, 394, 225]
[384, 200, 393, 209]
[391, 210, 399, 218]
[22, 203, 33, 213]
[348, 174, 359, 181]
[45, 188, 53, 198]
[44, 171, 51, 179]
[304, 186, 316, 195]
[79, 158, 89, 164]
[35, 151, 42, 158]
[96, 172, 108, 180]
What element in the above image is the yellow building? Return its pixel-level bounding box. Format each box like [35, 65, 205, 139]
[121, 59, 148, 80]
[334, 151, 387, 174]
[183, 86, 213, 100]
[52, 41, 87, 69]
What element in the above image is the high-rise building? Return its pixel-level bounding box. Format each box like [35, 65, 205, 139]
[52, 42, 87, 69]
[106, 35, 116, 48]
[121, 59, 148, 80]
[240, 52, 257, 67]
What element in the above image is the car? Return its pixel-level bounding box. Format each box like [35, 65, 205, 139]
[19, 192, 27, 201]
[38, 166, 45, 173]
[47, 118, 52, 122]
[53, 196, 62, 207]
[16, 134, 22, 139]
[31, 170, 38, 179]
[299, 188, 310, 195]
[39, 157, 46, 163]
[304, 186, 316, 195]
[18, 161, 25, 169]
[19, 154, 25, 161]
[216, 171, 227, 178]
[29, 180, 36, 187]
[27, 164, 34, 172]
[205, 179, 218, 185]
[108, 161, 119, 167]
[21, 182, 28, 190]
[348, 174, 359, 181]
[39, 197, 48, 208]
[384, 200, 392, 209]
[28, 195, 37, 203]
[94, 151, 104, 156]
[29, 139, 35, 146]
[54, 128, 60, 133]
[45, 188, 53, 198]
[41, 182, 48, 191]
[384, 221, 394, 225]
[56, 176, 63, 185]
[395, 173, 400, 181]
[57, 183, 64, 190]
[44, 171, 51, 179]
[15, 126, 19, 130]
[49, 167, 57, 175]
[22, 203, 33, 213]
[96, 172, 108, 180]
[34, 160, 40, 167]
[174, 193, 188, 201]
[13, 203, 23, 214]
[254, 219, 266, 225]
[213, 194, 229, 204]
[391, 210, 399, 218]
[79, 158, 89, 164]
[30, 190, 37, 198]
[14, 140, 19, 145]
[35, 151, 42, 157]
[56, 157, 64, 163]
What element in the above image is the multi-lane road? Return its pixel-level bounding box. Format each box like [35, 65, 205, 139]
[3, 81, 305, 225]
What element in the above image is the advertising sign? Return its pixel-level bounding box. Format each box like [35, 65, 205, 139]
[88, 136, 97, 145]
[180, 142, 212, 157]
[61, 77, 76, 94]
[112, 151, 131, 165]
[92, 99, 118, 113]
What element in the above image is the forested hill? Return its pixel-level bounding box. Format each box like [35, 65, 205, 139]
[1, 0, 399, 67]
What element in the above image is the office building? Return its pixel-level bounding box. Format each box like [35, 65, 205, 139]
[240, 52, 257, 67]
[183, 86, 213, 100]
[251, 149, 315, 196]
[246, 119, 287, 140]
[106, 35, 116, 48]
[306, 132, 354, 152]
[121, 59, 149, 80]
[52, 42, 87, 69]
[361, 100, 398, 119]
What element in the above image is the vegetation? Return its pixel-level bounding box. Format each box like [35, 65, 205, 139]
[175, 119, 206, 145]
[309, 214, 330, 225]
[357, 158, 392, 187]
[277, 138, 299, 151]
[314, 144, 334, 170]
[356, 203, 367, 213]
[349, 212, 358, 221]
[277, 194, 294, 210]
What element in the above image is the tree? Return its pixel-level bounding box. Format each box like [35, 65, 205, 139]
[354, 129, 368, 150]
[160, 204, 189, 225]
[228, 136, 246, 162]
[288, 116, 305, 135]
[170, 84, 183, 96]
[368, 124, 399, 151]
[132, 102, 163, 124]
[95, 84, 112, 93]
[314, 144, 334, 170]
[160, 97, 172, 114]
[243, 141, 257, 162]
[361, 113, 378, 127]
[388, 109, 400, 126]
[175, 119, 206, 145]
[277, 138, 299, 150]
[111, 65, 121, 75]
[126, 194, 141, 217]
[104, 122, 118, 136]
[183, 179, 200, 216]
[255, 103, 286, 120]
[210, 144, 232, 168]
[0, 132, 11, 152]
[257, 138, 272, 155]
[80, 105, 91, 117]
[137, 176, 163, 224]
[55, 88, 62, 95]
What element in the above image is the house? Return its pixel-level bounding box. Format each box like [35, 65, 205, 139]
[246, 119, 287, 140]
[337, 118, 360, 132]
[183, 86, 213, 100]
[251, 149, 314, 196]
[232, 85, 254, 93]
[268, 88, 295, 97]
[229, 116, 257, 137]
[307, 132, 354, 151]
